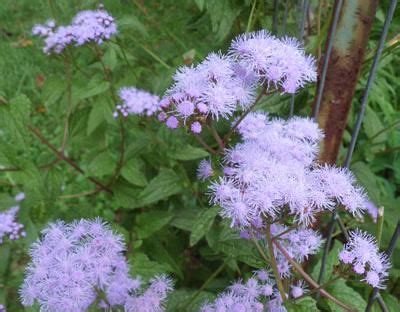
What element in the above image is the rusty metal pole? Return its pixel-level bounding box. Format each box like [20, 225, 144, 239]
[312, 0, 379, 164]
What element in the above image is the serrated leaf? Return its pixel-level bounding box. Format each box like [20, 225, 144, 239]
[121, 158, 147, 187]
[87, 152, 115, 177]
[87, 100, 113, 135]
[168, 145, 209, 161]
[138, 169, 183, 206]
[351, 161, 380, 203]
[130, 253, 172, 281]
[190, 207, 219, 246]
[286, 297, 319, 312]
[325, 279, 367, 312]
[74, 80, 110, 102]
[136, 210, 174, 239]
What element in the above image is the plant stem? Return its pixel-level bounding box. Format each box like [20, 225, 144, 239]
[93, 45, 126, 186]
[376, 206, 384, 247]
[251, 233, 270, 264]
[223, 88, 266, 145]
[265, 223, 287, 301]
[246, 0, 258, 33]
[273, 240, 356, 312]
[60, 51, 73, 152]
[28, 126, 113, 194]
[194, 135, 217, 155]
[207, 124, 224, 151]
[183, 260, 228, 311]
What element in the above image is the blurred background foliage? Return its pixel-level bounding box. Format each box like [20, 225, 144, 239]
[0, 0, 399, 311]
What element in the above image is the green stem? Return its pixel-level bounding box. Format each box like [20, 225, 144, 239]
[183, 260, 228, 311]
[93, 45, 126, 186]
[246, 0, 258, 33]
[273, 240, 356, 312]
[265, 223, 287, 301]
[61, 51, 73, 152]
[376, 206, 384, 247]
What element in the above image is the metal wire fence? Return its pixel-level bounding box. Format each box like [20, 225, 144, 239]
[274, 1, 399, 311]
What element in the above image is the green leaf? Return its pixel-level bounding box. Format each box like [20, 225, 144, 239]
[113, 181, 142, 209]
[121, 158, 147, 187]
[168, 145, 209, 161]
[325, 279, 367, 312]
[351, 161, 380, 203]
[206, 0, 242, 42]
[130, 253, 172, 281]
[207, 223, 265, 268]
[194, 0, 205, 11]
[144, 237, 184, 279]
[87, 99, 114, 135]
[0, 245, 10, 277]
[369, 293, 400, 312]
[166, 289, 216, 312]
[311, 240, 343, 284]
[286, 297, 319, 312]
[190, 207, 219, 246]
[118, 16, 148, 36]
[87, 152, 115, 177]
[137, 169, 183, 206]
[74, 80, 110, 102]
[363, 107, 386, 141]
[136, 210, 174, 239]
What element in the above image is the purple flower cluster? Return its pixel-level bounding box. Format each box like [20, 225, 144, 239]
[32, 9, 117, 54]
[20, 219, 172, 312]
[114, 87, 161, 117]
[197, 159, 213, 181]
[209, 113, 368, 227]
[157, 31, 316, 133]
[0, 303, 5, 312]
[339, 230, 390, 289]
[201, 270, 306, 312]
[241, 224, 322, 277]
[0, 206, 26, 244]
[230, 31, 316, 93]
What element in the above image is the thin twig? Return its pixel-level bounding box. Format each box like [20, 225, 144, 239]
[59, 189, 100, 199]
[194, 135, 217, 155]
[28, 125, 113, 194]
[223, 88, 267, 144]
[182, 260, 228, 311]
[207, 124, 224, 151]
[273, 240, 357, 312]
[266, 223, 287, 301]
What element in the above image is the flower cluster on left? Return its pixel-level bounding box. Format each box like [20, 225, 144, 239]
[20, 219, 173, 312]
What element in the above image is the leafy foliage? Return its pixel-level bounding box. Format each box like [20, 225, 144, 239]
[0, 0, 399, 311]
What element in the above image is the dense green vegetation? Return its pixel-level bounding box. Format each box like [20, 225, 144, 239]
[0, 1, 399, 311]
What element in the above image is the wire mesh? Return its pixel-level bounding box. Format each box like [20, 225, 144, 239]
[274, 0, 399, 310]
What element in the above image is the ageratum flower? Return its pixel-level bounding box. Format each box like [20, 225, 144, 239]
[229, 30, 316, 93]
[32, 8, 116, 54]
[209, 113, 368, 227]
[158, 52, 257, 131]
[0, 304, 5, 312]
[197, 159, 213, 181]
[115, 87, 161, 117]
[20, 219, 172, 312]
[240, 224, 322, 277]
[200, 270, 291, 312]
[0, 206, 25, 244]
[339, 230, 390, 289]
